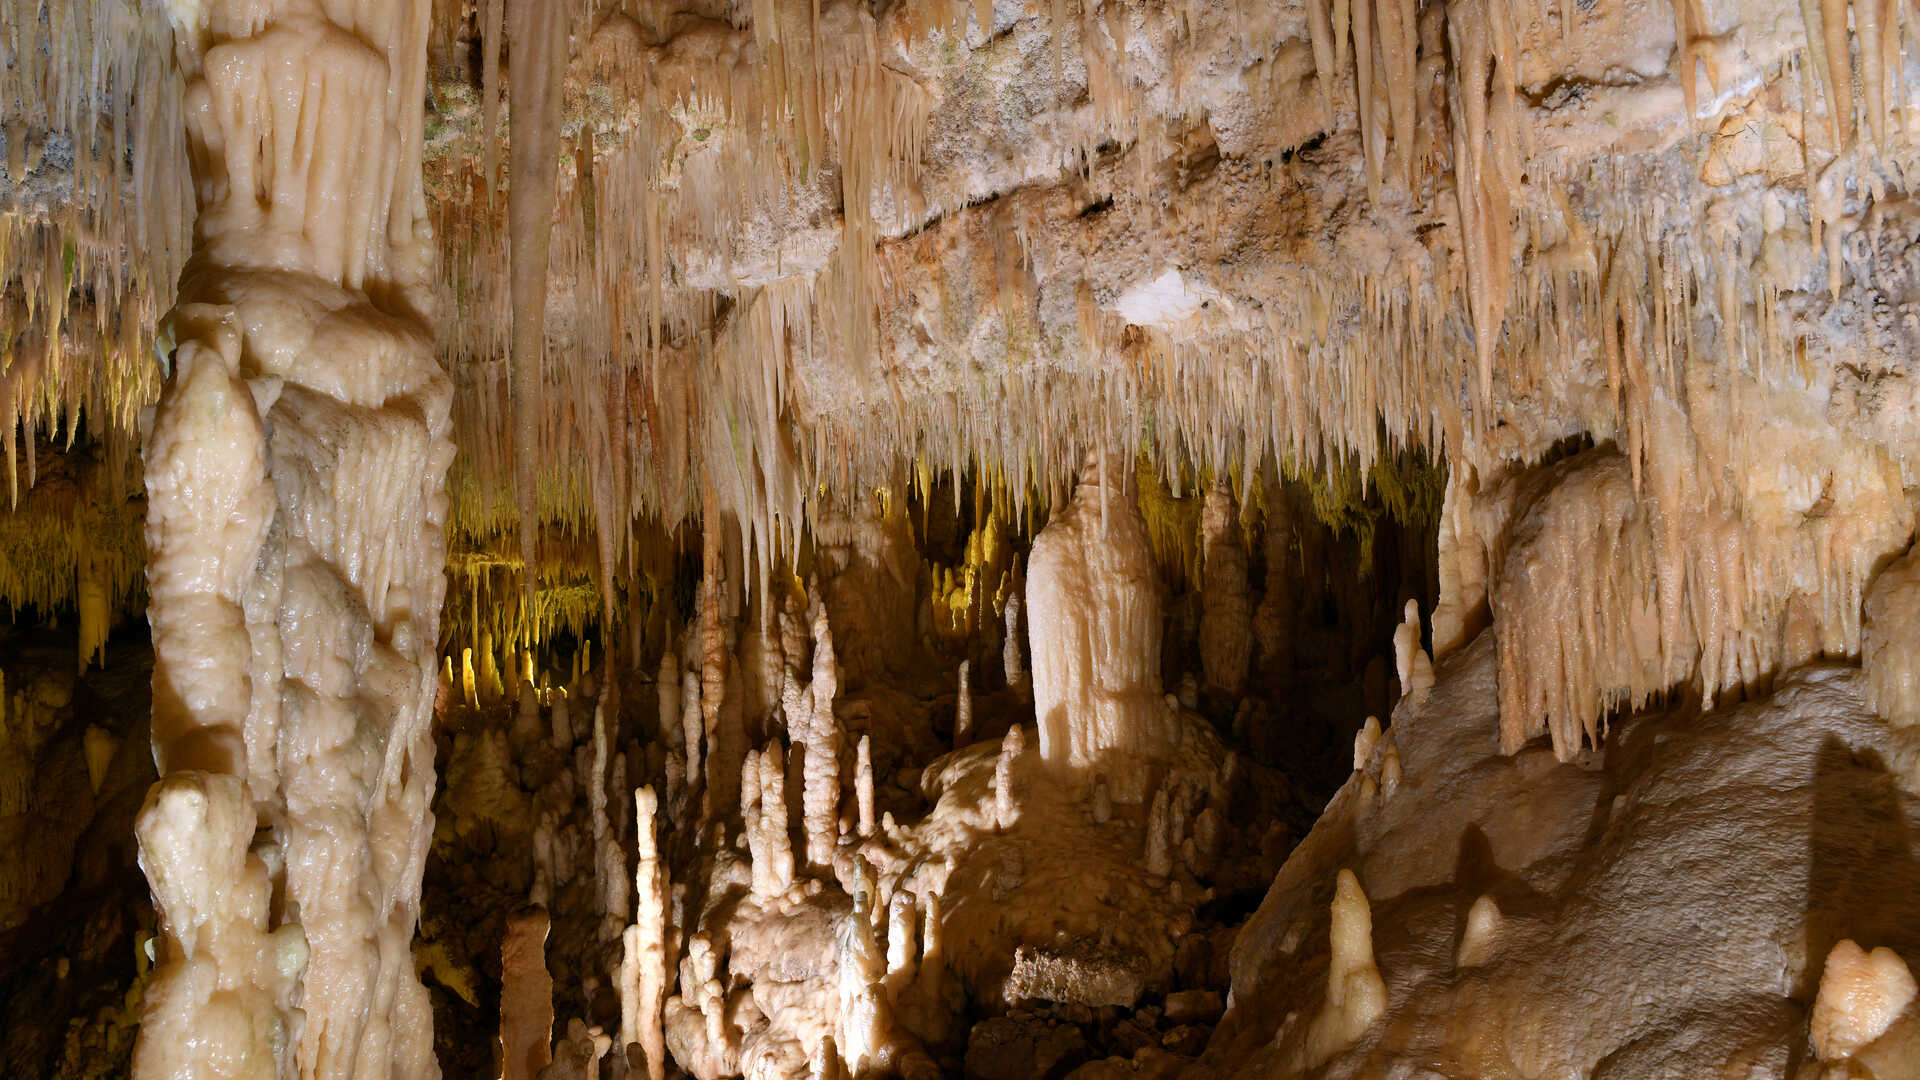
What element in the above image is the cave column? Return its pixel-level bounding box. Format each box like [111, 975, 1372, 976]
[134, 0, 450, 1076]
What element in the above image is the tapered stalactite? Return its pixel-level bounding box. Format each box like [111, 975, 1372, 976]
[133, 0, 450, 1075]
[507, 0, 567, 613]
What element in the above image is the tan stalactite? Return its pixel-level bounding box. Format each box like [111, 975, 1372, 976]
[507, 0, 568, 617]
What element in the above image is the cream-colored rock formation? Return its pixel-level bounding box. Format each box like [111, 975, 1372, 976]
[16, 0, 1920, 1075]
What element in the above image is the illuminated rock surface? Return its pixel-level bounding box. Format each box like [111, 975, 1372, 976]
[9, 0, 1920, 1075]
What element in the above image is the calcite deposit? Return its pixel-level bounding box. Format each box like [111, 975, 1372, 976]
[10, 0, 1920, 1075]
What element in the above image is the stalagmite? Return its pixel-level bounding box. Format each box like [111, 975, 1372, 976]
[543, 1020, 613, 1080]
[1455, 894, 1502, 968]
[803, 600, 842, 870]
[622, 786, 670, 1080]
[1199, 483, 1251, 699]
[1145, 786, 1173, 878]
[954, 660, 973, 747]
[1354, 716, 1382, 771]
[1298, 870, 1387, 1069]
[743, 748, 771, 897]
[593, 699, 628, 940]
[133, 0, 451, 1073]
[554, 692, 572, 753]
[886, 891, 918, 984]
[1027, 455, 1171, 796]
[698, 519, 734, 820]
[1004, 595, 1026, 694]
[760, 744, 794, 893]
[1811, 940, 1918, 1060]
[552, 689, 574, 748]
[994, 723, 1024, 829]
[658, 650, 682, 750]
[681, 669, 704, 808]
[1393, 600, 1433, 698]
[502, 907, 557, 1080]
[1863, 551, 1920, 727]
[856, 735, 875, 838]
[838, 880, 888, 1076]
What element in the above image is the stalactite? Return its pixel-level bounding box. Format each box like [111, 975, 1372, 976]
[507, 0, 567, 614]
